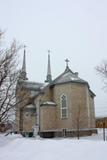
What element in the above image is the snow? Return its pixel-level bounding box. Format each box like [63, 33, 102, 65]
[70, 77, 79, 80]
[41, 101, 56, 105]
[0, 129, 107, 160]
[55, 71, 85, 84]
[26, 104, 35, 108]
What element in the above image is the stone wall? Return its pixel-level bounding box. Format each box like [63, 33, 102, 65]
[53, 82, 94, 130]
[16, 81, 96, 134]
[89, 94, 96, 128]
[40, 106, 56, 131]
[15, 87, 34, 132]
[22, 109, 36, 132]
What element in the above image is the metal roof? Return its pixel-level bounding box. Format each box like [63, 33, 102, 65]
[51, 67, 88, 86]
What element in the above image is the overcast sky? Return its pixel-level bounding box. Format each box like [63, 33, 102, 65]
[0, 0, 107, 116]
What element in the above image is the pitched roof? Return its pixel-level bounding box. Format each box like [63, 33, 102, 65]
[17, 80, 45, 99]
[51, 66, 88, 86]
[18, 80, 44, 90]
[40, 101, 56, 106]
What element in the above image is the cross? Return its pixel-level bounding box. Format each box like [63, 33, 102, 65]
[24, 45, 27, 53]
[24, 45, 27, 50]
[65, 58, 70, 67]
[48, 49, 51, 54]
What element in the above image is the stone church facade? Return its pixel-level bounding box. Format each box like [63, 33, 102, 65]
[15, 49, 97, 137]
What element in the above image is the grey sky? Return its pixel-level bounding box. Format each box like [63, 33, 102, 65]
[0, 0, 107, 116]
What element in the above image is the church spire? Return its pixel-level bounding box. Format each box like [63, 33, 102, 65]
[22, 46, 26, 73]
[19, 46, 28, 80]
[45, 50, 52, 83]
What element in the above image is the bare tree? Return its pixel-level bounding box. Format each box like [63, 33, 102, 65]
[76, 105, 81, 139]
[96, 61, 107, 87]
[0, 31, 27, 124]
[75, 103, 85, 140]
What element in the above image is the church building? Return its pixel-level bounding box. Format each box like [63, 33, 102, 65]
[15, 49, 97, 138]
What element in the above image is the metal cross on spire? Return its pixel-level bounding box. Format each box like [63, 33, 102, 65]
[24, 45, 26, 48]
[48, 49, 51, 54]
[24, 45, 27, 53]
[65, 58, 70, 67]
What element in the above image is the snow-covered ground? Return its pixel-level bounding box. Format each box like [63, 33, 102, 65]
[0, 129, 107, 160]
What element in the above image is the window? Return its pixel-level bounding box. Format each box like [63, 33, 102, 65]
[60, 94, 68, 118]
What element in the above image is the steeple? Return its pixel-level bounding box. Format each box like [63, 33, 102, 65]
[22, 46, 26, 73]
[45, 50, 52, 83]
[19, 46, 28, 80]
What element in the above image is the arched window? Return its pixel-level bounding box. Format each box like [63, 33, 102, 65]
[60, 94, 68, 118]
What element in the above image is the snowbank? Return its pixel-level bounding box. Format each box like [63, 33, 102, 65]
[0, 130, 107, 160]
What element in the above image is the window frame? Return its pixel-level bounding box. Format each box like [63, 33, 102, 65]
[60, 94, 68, 119]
